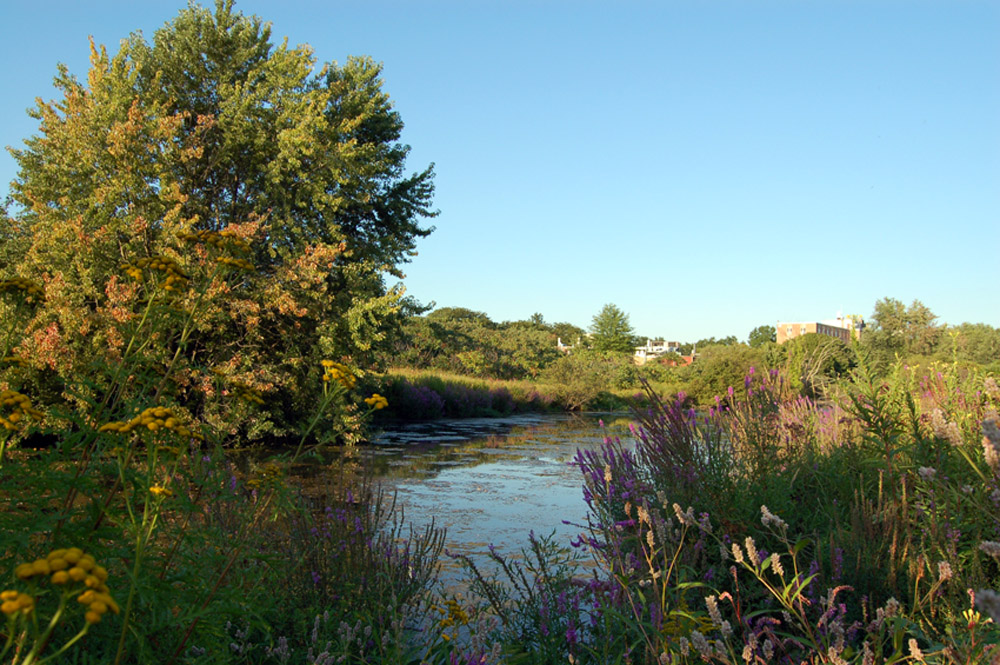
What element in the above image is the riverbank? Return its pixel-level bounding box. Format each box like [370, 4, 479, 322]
[370, 368, 636, 422]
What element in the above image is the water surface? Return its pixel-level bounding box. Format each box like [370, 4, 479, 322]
[362, 414, 633, 582]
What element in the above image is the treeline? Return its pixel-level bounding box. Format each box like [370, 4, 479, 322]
[382, 299, 1000, 408]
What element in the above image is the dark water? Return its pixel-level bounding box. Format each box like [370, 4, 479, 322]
[363, 413, 634, 582]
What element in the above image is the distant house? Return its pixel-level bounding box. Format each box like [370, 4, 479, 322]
[776, 315, 863, 344]
[634, 339, 681, 365]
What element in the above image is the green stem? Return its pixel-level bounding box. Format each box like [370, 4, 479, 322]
[114, 465, 162, 665]
[21, 594, 68, 665]
[291, 382, 341, 464]
[36, 623, 89, 665]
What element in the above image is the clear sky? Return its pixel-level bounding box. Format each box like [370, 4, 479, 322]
[2, 1, 998, 342]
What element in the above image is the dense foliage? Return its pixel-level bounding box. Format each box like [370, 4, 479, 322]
[386, 299, 1000, 413]
[589, 303, 638, 354]
[2, 0, 435, 443]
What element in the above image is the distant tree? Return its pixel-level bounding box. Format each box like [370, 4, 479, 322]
[936, 323, 1000, 371]
[694, 336, 739, 350]
[496, 321, 560, 377]
[589, 304, 637, 354]
[426, 307, 494, 327]
[529, 312, 546, 327]
[684, 345, 766, 405]
[863, 298, 942, 366]
[541, 350, 637, 410]
[748, 325, 777, 348]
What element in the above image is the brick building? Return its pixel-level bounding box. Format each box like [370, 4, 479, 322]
[776, 315, 862, 344]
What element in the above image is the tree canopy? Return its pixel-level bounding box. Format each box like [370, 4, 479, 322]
[862, 298, 941, 366]
[748, 325, 776, 348]
[589, 303, 637, 354]
[1, 0, 436, 441]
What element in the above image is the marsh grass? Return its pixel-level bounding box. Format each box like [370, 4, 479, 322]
[455, 359, 1000, 664]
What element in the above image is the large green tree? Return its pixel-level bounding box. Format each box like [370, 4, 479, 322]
[748, 325, 776, 348]
[863, 298, 941, 366]
[2, 1, 435, 440]
[589, 303, 637, 354]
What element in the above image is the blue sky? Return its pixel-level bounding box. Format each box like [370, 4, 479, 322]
[2, 1, 998, 342]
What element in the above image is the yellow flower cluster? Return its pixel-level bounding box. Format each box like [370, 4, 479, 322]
[364, 393, 388, 410]
[232, 381, 265, 406]
[0, 277, 44, 303]
[179, 228, 252, 255]
[149, 485, 174, 497]
[1, 389, 44, 431]
[433, 598, 470, 631]
[2, 355, 28, 368]
[6, 548, 119, 624]
[0, 590, 34, 616]
[121, 256, 190, 292]
[321, 360, 356, 389]
[98, 406, 203, 440]
[215, 256, 254, 271]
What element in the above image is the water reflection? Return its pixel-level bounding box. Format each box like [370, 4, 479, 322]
[361, 414, 633, 585]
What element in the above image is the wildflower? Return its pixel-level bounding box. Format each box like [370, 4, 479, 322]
[1, 389, 45, 431]
[744, 537, 760, 567]
[214, 256, 254, 271]
[979, 541, 1000, 561]
[705, 595, 723, 628]
[731, 543, 745, 564]
[679, 637, 690, 656]
[760, 505, 788, 531]
[320, 360, 356, 389]
[937, 561, 953, 581]
[690, 631, 711, 659]
[7, 548, 118, 624]
[828, 647, 849, 665]
[975, 589, 1000, 623]
[908, 638, 923, 660]
[179, 228, 252, 255]
[149, 485, 173, 497]
[0, 277, 45, 303]
[98, 406, 203, 440]
[364, 393, 388, 410]
[982, 420, 1000, 471]
[770, 553, 785, 577]
[120, 256, 190, 292]
[917, 466, 936, 481]
[931, 409, 963, 447]
[0, 591, 34, 616]
[231, 381, 266, 406]
[672, 503, 696, 527]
